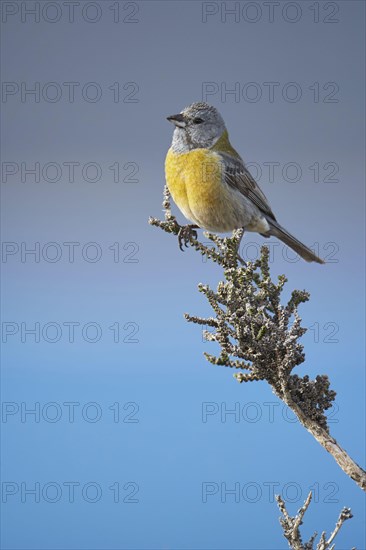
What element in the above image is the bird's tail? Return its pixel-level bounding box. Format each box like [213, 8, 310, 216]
[267, 220, 324, 264]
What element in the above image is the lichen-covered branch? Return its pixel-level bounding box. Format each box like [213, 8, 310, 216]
[276, 491, 354, 550]
[149, 188, 366, 492]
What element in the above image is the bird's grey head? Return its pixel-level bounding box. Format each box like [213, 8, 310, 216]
[167, 102, 226, 152]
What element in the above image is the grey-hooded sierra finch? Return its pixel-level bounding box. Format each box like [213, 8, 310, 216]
[165, 102, 324, 264]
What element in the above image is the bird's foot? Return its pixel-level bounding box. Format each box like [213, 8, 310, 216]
[178, 224, 198, 251]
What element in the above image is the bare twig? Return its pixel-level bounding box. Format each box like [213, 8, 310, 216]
[276, 492, 353, 550]
[277, 384, 366, 492]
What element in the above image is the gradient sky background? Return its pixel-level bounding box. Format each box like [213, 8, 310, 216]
[1, 1, 365, 548]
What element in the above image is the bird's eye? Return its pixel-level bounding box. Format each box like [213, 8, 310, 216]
[193, 117, 204, 124]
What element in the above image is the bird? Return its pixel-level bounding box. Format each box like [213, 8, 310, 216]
[165, 102, 324, 264]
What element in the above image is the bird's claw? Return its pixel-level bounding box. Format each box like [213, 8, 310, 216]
[178, 225, 198, 251]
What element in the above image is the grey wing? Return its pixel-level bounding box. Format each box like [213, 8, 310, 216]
[220, 152, 277, 222]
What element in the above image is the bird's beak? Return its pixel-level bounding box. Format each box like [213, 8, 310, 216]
[167, 113, 186, 128]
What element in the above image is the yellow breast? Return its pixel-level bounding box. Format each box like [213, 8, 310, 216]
[165, 147, 223, 226]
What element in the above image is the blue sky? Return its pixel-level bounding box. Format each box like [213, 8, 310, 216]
[1, 1, 365, 548]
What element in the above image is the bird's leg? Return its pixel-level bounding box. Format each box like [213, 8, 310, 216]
[233, 228, 246, 266]
[178, 224, 199, 251]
